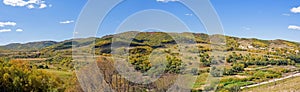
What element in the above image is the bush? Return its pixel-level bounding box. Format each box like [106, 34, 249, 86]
[210, 66, 223, 77]
[218, 78, 252, 92]
[166, 55, 184, 73]
[0, 60, 64, 91]
[191, 68, 199, 75]
[232, 63, 245, 72]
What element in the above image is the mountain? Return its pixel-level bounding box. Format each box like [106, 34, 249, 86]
[1, 32, 299, 53]
[1, 31, 300, 92]
[0, 41, 58, 51]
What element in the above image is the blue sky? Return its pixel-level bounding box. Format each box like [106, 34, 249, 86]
[0, 0, 300, 45]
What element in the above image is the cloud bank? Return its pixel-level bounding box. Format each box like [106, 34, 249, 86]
[291, 6, 300, 13]
[0, 22, 16, 27]
[0, 29, 12, 33]
[3, 0, 48, 9]
[288, 25, 300, 30]
[60, 20, 74, 24]
[16, 29, 23, 32]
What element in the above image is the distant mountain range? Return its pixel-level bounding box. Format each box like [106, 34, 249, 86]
[0, 41, 58, 51]
[0, 31, 299, 52]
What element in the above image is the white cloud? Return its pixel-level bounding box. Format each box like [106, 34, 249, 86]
[60, 20, 74, 24]
[0, 22, 22, 33]
[39, 3, 47, 9]
[185, 13, 193, 16]
[0, 29, 12, 33]
[27, 4, 34, 9]
[3, 0, 31, 6]
[242, 26, 251, 31]
[288, 25, 300, 30]
[282, 13, 291, 16]
[0, 22, 16, 27]
[16, 29, 23, 32]
[291, 6, 300, 13]
[157, 0, 179, 3]
[3, 0, 49, 9]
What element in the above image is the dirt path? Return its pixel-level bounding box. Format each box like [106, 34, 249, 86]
[240, 72, 300, 89]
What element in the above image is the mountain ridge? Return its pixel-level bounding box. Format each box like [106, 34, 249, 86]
[1, 32, 299, 51]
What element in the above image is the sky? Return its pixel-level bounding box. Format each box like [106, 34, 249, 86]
[0, 0, 300, 45]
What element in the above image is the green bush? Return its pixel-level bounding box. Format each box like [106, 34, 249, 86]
[0, 60, 64, 91]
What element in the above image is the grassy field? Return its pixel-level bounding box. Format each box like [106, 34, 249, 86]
[39, 69, 73, 79]
[193, 73, 209, 89]
[243, 76, 300, 92]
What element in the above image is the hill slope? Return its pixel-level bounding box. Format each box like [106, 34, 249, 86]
[0, 41, 58, 51]
[1, 32, 299, 53]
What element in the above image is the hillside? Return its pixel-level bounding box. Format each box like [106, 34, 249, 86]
[0, 41, 58, 51]
[1, 31, 299, 54]
[1, 32, 300, 91]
